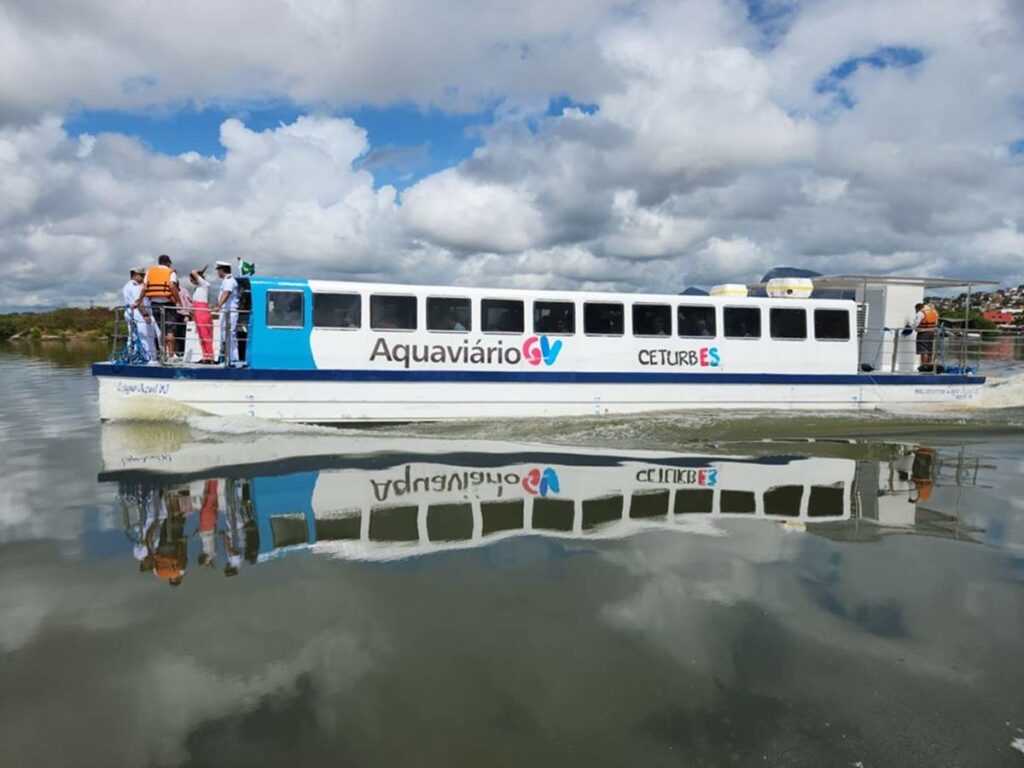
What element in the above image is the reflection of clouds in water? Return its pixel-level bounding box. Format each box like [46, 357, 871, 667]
[0, 554, 371, 767]
[597, 525, 1018, 687]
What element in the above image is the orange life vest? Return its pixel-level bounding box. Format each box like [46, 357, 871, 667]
[143, 265, 175, 300]
[918, 305, 938, 330]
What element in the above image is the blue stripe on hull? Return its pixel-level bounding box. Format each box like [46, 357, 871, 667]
[92, 363, 984, 388]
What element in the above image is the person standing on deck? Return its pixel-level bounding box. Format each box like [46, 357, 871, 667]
[137, 254, 182, 360]
[215, 261, 240, 365]
[189, 266, 215, 363]
[909, 302, 939, 367]
[122, 267, 156, 361]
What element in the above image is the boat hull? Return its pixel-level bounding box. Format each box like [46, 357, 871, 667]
[93, 364, 985, 422]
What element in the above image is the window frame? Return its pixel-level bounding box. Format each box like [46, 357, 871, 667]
[369, 293, 418, 332]
[480, 297, 526, 335]
[532, 300, 576, 336]
[265, 289, 306, 329]
[723, 306, 762, 339]
[769, 307, 808, 341]
[676, 304, 717, 339]
[813, 308, 852, 341]
[426, 295, 472, 334]
[311, 291, 361, 330]
[631, 302, 673, 337]
[582, 301, 625, 337]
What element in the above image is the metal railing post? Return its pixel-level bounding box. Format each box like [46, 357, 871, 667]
[890, 328, 900, 372]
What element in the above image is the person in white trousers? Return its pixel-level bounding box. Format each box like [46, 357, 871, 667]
[215, 261, 240, 365]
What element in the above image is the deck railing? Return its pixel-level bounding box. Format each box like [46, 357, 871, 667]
[109, 305, 250, 367]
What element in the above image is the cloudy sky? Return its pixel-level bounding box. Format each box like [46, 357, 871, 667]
[0, 0, 1022, 309]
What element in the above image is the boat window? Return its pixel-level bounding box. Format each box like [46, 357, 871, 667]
[312, 292, 360, 329]
[583, 302, 624, 335]
[808, 483, 845, 517]
[814, 309, 851, 340]
[582, 495, 623, 529]
[481, 299, 524, 333]
[632, 304, 671, 336]
[764, 485, 803, 517]
[427, 503, 474, 542]
[630, 490, 670, 519]
[724, 307, 761, 338]
[269, 514, 308, 548]
[532, 498, 574, 531]
[427, 297, 471, 332]
[533, 300, 576, 335]
[369, 505, 419, 541]
[770, 308, 807, 339]
[481, 500, 524, 536]
[370, 295, 417, 331]
[678, 305, 716, 338]
[266, 290, 305, 328]
[721, 490, 756, 513]
[314, 511, 362, 541]
[674, 489, 714, 514]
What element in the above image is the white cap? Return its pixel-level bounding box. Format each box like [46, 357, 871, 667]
[215, 260, 232, 269]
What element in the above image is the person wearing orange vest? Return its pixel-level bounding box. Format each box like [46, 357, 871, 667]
[909, 302, 939, 366]
[137, 254, 182, 360]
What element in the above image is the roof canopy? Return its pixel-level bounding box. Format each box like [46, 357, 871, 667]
[798, 274, 999, 291]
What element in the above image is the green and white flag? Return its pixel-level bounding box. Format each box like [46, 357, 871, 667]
[238, 258, 256, 276]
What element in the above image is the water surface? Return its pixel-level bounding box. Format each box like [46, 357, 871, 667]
[1, 346, 1023, 767]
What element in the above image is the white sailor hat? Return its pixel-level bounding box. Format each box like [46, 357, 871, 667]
[131, 266, 145, 276]
[215, 260, 232, 269]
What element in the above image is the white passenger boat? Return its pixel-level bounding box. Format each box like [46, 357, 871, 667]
[93, 273, 993, 422]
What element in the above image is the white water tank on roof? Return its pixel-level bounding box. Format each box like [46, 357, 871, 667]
[766, 277, 813, 298]
[710, 283, 748, 297]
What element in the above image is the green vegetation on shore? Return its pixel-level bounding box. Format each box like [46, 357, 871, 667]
[0, 307, 114, 340]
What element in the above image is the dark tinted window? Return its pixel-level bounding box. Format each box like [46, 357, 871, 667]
[266, 291, 304, 328]
[633, 304, 671, 336]
[533, 301, 575, 334]
[582, 496, 623, 529]
[724, 307, 761, 338]
[808, 484, 845, 517]
[678, 305, 716, 337]
[481, 500, 524, 536]
[764, 486, 803, 517]
[312, 292, 360, 328]
[370, 295, 416, 330]
[721, 490, 756, 513]
[369, 505, 418, 541]
[630, 490, 670, 519]
[583, 302, 624, 335]
[770, 308, 807, 339]
[815, 309, 851, 340]
[532, 498, 574, 531]
[427, 503, 474, 541]
[427, 297, 471, 332]
[481, 299, 524, 333]
[674, 489, 714, 514]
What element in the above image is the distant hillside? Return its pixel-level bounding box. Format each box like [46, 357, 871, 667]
[0, 307, 114, 340]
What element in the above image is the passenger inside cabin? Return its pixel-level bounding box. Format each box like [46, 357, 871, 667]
[696, 318, 711, 337]
[373, 304, 399, 329]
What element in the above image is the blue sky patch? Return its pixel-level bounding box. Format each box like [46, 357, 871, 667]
[65, 102, 493, 189]
[742, 0, 798, 48]
[815, 45, 925, 109]
[1010, 139, 1024, 156]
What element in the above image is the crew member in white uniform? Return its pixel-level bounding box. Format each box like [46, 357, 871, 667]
[215, 261, 240, 365]
[121, 267, 156, 361]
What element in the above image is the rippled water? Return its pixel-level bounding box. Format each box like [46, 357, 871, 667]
[2, 343, 1023, 767]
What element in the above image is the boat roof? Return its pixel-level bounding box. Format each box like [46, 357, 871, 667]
[803, 274, 999, 290]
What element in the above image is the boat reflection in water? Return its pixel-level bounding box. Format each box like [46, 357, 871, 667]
[102, 427, 985, 584]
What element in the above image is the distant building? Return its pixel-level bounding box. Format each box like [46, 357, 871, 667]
[982, 310, 1015, 325]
